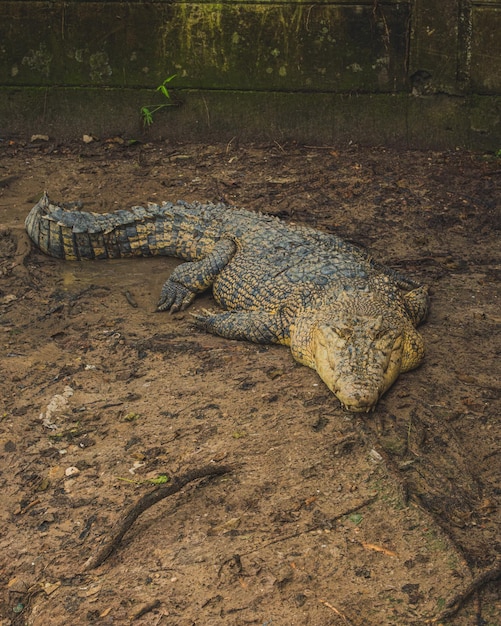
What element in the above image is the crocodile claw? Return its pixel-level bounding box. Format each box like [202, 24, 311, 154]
[157, 280, 196, 313]
[191, 308, 216, 330]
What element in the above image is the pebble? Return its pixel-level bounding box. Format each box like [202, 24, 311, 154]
[65, 466, 80, 477]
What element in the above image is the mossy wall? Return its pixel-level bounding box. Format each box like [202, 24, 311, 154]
[0, 0, 500, 149]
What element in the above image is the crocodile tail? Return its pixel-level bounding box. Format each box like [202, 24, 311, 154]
[26, 192, 82, 260]
[24, 192, 196, 261]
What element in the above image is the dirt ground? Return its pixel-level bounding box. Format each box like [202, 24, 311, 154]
[0, 138, 499, 626]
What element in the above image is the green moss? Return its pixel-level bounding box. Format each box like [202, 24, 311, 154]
[156, 3, 408, 91]
[1, 1, 409, 91]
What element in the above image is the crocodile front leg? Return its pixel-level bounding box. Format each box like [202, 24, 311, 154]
[157, 238, 237, 312]
[192, 309, 288, 345]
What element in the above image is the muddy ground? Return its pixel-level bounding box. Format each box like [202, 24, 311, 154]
[0, 139, 499, 626]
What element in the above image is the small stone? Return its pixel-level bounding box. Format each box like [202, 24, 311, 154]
[65, 466, 80, 477]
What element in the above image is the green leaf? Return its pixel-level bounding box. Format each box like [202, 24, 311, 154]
[148, 474, 170, 485]
[157, 85, 170, 99]
[156, 74, 177, 100]
[140, 107, 153, 127]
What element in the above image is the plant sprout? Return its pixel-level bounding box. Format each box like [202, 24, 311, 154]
[141, 74, 177, 127]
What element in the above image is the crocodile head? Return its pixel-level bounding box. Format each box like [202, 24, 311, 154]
[291, 297, 425, 412]
[313, 314, 406, 412]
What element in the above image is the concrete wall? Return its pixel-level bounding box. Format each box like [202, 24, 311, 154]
[1, 0, 500, 149]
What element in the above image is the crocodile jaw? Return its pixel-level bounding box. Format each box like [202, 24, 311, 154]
[312, 320, 404, 413]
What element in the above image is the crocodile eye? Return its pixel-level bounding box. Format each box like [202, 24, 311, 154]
[371, 328, 388, 341]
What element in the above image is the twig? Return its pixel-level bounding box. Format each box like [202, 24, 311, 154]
[319, 598, 355, 625]
[218, 494, 377, 574]
[427, 556, 501, 623]
[260, 495, 377, 551]
[83, 464, 232, 571]
[18, 499, 41, 515]
[273, 140, 286, 154]
[303, 145, 339, 150]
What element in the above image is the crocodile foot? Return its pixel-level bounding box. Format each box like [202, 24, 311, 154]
[157, 280, 196, 313]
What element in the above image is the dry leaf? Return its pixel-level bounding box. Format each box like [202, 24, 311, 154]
[361, 542, 398, 557]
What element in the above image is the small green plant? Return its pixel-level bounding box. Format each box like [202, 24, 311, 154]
[348, 512, 363, 525]
[495, 148, 501, 158]
[148, 474, 170, 485]
[140, 74, 177, 127]
[117, 474, 170, 485]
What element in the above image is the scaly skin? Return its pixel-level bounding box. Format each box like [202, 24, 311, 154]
[25, 193, 429, 412]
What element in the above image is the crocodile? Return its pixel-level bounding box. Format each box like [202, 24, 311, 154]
[25, 192, 429, 412]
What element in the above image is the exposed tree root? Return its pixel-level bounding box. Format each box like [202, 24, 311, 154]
[355, 410, 500, 625]
[427, 555, 501, 623]
[83, 464, 232, 571]
[218, 494, 378, 574]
